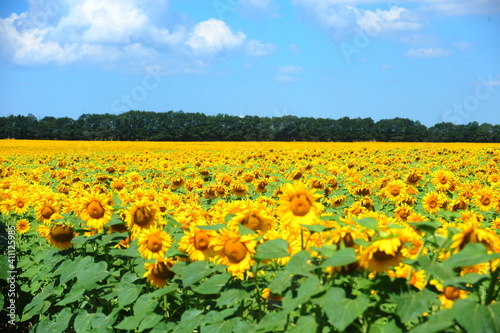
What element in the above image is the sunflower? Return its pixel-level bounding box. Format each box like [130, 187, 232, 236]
[227, 201, 274, 234]
[472, 186, 497, 212]
[431, 170, 456, 192]
[388, 264, 426, 290]
[7, 192, 30, 215]
[330, 195, 346, 208]
[144, 258, 176, 288]
[359, 237, 405, 274]
[380, 179, 408, 203]
[431, 281, 468, 309]
[278, 182, 323, 231]
[422, 191, 446, 215]
[47, 224, 76, 250]
[125, 199, 159, 234]
[16, 219, 31, 234]
[78, 192, 113, 230]
[137, 227, 172, 260]
[178, 226, 217, 261]
[212, 228, 257, 279]
[451, 222, 500, 253]
[231, 182, 248, 197]
[35, 198, 59, 223]
[393, 204, 413, 222]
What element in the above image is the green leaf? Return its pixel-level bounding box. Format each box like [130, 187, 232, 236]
[52, 307, 73, 333]
[238, 224, 256, 236]
[443, 273, 490, 289]
[76, 257, 109, 288]
[254, 238, 289, 260]
[74, 310, 93, 333]
[392, 289, 436, 323]
[216, 288, 251, 307]
[453, 299, 500, 333]
[443, 242, 500, 268]
[118, 283, 143, 308]
[133, 294, 158, 316]
[22, 291, 52, 321]
[300, 223, 329, 233]
[324, 288, 370, 331]
[408, 220, 442, 235]
[196, 223, 226, 231]
[202, 320, 234, 333]
[356, 217, 380, 231]
[256, 311, 287, 332]
[322, 248, 357, 267]
[285, 250, 314, 276]
[268, 271, 293, 294]
[0, 255, 10, 280]
[408, 309, 455, 333]
[176, 309, 203, 332]
[56, 285, 85, 306]
[114, 315, 143, 331]
[283, 275, 324, 312]
[368, 319, 401, 333]
[194, 272, 231, 295]
[181, 260, 212, 287]
[138, 312, 163, 332]
[287, 316, 318, 333]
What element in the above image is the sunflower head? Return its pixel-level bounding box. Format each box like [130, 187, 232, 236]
[138, 227, 173, 260]
[278, 182, 323, 230]
[16, 219, 31, 234]
[144, 259, 176, 288]
[48, 224, 75, 250]
[359, 237, 405, 274]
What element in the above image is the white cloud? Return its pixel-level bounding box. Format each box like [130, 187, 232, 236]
[405, 47, 450, 57]
[245, 39, 276, 57]
[186, 18, 246, 55]
[277, 65, 303, 74]
[356, 7, 422, 33]
[0, 0, 273, 70]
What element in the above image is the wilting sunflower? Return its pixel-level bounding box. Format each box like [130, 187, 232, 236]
[278, 182, 323, 230]
[137, 227, 172, 260]
[16, 219, 31, 234]
[472, 186, 497, 212]
[47, 224, 76, 250]
[422, 191, 446, 215]
[125, 199, 159, 234]
[144, 259, 176, 288]
[78, 192, 113, 230]
[359, 237, 405, 274]
[178, 226, 217, 261]
[212, 228, 257, 279]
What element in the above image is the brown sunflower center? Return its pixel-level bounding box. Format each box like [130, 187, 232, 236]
[147, 235, 163, 253]
[134, 207, 153, 226]
[241, 214, 261, 231]
[372, 250, 397, 262]
[152, 261, 175, 280]
[480, 196, 491, 206]
[50, 225, 74, 243]
[428, 200, 438, 209]
[16, 200, 25, 208]
[443, 286, 461, 300]
[194, 232, 210, 251]
[224, 239, 247, 263]
[290, 194, 312, 216]
[87, 200, 105, 219]
[390, 187, 400, 196]
[439, 177, 448, 185]
[41, 205, 55, 219]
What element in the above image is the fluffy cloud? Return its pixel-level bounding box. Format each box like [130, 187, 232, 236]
[0, 0, 273, 70]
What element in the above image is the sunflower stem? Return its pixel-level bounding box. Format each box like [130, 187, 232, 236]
[485, 265, 500, 305]
[252, 262, 264, 321]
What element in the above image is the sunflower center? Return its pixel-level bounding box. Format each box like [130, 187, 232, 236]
[480, 196, 491, 206]
[390, 187, 400, 196]
[194, 232, 210, 251]
[16, 200, 25, 208]
[241, 214, 261, 231]
[147, 235, 163, 253]
[87, 200, 105, 219]
[224, 239, 247, 263]
[152, 261, 175, 280]
[443, 286, 461, 300]
[50, 225, 74, 243]
[41, 205, 55, 219]
[134, 207, 153, 226]
[290, 194, 312, 216]
[439, 177, 448, 185]
[428, 200, 438, 208]
[372, 250, 396, 262]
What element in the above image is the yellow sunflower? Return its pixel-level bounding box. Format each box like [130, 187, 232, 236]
[472, 186, 497, 212]
[359, 237, 405, 274]
[35, 198, 59, 223]
[451, 222, 500, 253]
[124, 199, 159, 234]
[144, 259, 176, 288]
[212, 228, 258, 279]
[388, 264, 426, 290]
[178, 226, 217, 262]
[47, 224, 76, 250]
[278, 182, 323, 230]
[7, 192, 30, 215]
[431, 169, 456, 193]
[16, 219, 31, 234]
[78, 192, 113, 230]
[137, 227, 172, 261]
[227, 201, 274, 234]
[430, 280, 468, 309]
[422, 191, 446, 215]
[380, 179, 409, 203]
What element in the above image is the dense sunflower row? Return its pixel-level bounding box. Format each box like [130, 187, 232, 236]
[1, 140, 500, 332]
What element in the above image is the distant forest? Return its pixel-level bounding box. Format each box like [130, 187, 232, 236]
[1, 110, 500, 142]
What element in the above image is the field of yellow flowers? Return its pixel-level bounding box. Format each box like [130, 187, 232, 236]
[1, 140, 500, 333]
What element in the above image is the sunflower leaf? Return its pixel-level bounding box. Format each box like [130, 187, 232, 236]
[254, 238, 289, 260]
[322, 248, 357, 267]
[392, 289, 437, 323]
[443, 242, 500, 268]
[453, 299, 500, 333]
[181, 260, 212, 287]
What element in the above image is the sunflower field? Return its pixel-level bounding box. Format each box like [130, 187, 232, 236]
[1, 140, 500, 333]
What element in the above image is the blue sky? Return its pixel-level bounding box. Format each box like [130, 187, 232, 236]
[1, 0, 499, 127]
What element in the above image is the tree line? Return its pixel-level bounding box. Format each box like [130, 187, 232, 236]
[1, 110, 499, 142]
